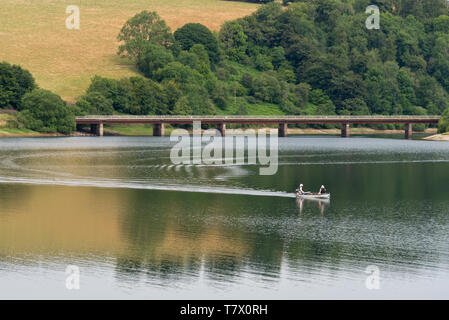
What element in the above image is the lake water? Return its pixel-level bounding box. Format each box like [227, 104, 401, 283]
[0, 135, 449, 299]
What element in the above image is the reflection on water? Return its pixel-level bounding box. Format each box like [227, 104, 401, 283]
[0, 136, 449, 299]
[296, 197, 330, 216]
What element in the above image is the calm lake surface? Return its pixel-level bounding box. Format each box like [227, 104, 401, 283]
[0, 135, 449, 299]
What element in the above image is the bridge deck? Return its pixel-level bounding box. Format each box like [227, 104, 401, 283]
[76, 115, 441, 125]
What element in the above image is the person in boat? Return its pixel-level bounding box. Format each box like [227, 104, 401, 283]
[318, 185, 327, 194]
[297, 184, 305, 195]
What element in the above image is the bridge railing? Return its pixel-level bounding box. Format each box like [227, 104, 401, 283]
[76, 115, 441, 120]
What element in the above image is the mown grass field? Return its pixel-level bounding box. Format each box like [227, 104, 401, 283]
[0, 0, 259, 102]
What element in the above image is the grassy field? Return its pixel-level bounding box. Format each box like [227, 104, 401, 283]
[0, 0, 259, 102]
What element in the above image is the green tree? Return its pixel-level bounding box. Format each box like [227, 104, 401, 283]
[156, 62, 203, 86]
[434, 15, 449, 33]
[173, 96, 193, 115]
[254, 54, 274, 71]
[177, 44, 211, 75]
[219, 21, 248, 62]
[438, 108, 449, 133]
[115, 77, 167, 115]
[252, 72, 282, 104]
[309, 89, 336, 115]
[117, 11, 173, 60]
[341, 97, 370, 115]
[241, 73, 253, 89]
[0, 62, 36, 109]
[136, 44, 174, 78]
[76, 92, 114, 115]
[86, 76, 118, 102]
[18, 89, 75, 134]
[174, 23, 220, 63]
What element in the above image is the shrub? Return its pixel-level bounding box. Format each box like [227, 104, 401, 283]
[18, 89, 75, 134]
[6, 118, 24, 129]
[235, 103, 249, 115]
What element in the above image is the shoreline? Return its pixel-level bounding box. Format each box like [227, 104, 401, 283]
[424, 133, 449, 141]
[0, 127, 439, 138]
[0, 130, 93, 138]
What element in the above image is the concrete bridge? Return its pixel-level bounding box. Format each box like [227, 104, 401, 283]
[75, 115, 441, 139]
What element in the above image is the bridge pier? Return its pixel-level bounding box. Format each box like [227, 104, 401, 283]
[90, 123, 103, 136]
[278, 122, 288, 137]
[153, 123, 165, 136]
[405, 123, 412, 140]
[217, 123, 226, 136]
[341, 123, 350, 138]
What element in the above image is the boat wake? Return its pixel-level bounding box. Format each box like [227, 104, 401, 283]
[0, 176, 296, 198]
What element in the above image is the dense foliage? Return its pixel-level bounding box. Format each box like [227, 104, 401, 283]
[0, 61, 36, 110]
[227, 0, 449, 116]
[75, 91, 114, 115]
[438, 108, 449, 133]
[18, 89, 75, 134]
[0, 62, 76, 134]
[82, 1, 448, 119]
[174, 23, 220, 63]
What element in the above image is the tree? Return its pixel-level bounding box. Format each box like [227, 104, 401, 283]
[0, 61, 36, 109]
[76, 92, 114, 115]
[434, 15, 449, 33]
[177, 44, 211, 75]
[173, 96, 193, 115]
[252, 72, 282, 104]
[241, 73, 253, 89]
[174, 23, 220, 63]
[438, 108, 449, 133]
[117, 11, 173, 60]
[115, 77, 167, 115]
[254, 54, 274, 71]
[309, 89, 336, 115]
[341, 97, 370, 115]
[173, 88, 215, 115]
[163, 81, 182, 114]
[86, 76, 119, 102]
[136, 44, 174, 78]
[219, 21, 248, 62]
[156, 62, 203, 86]
[18, 89, 75, 134]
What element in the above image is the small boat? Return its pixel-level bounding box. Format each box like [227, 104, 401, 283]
[296, 192, 331, 200]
